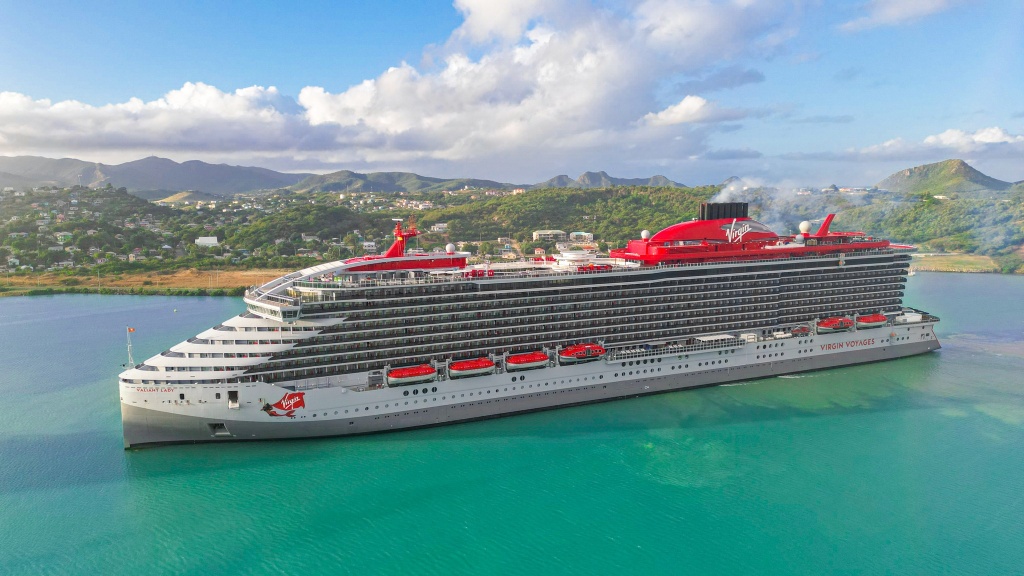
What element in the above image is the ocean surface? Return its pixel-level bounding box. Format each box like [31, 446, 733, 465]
[1, 272, 1023, 575]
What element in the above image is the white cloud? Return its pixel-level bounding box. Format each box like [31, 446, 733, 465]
[783, 126, 1024, 170]
[840, 0, 966, 32]
[923, 127, 1024, 150]
[0, 1, 800, 181]
[452, 0, 553, 43]
[643, 95, 749, 125]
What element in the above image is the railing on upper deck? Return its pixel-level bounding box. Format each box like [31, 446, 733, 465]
[288, 249, 906, 291]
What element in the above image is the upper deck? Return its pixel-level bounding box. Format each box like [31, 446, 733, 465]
[242, 203, 913, 322]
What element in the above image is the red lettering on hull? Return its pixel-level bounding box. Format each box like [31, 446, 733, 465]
[820, 338, 875, 352]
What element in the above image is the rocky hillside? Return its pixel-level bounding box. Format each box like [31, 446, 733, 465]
[876, 159, 1012, 198]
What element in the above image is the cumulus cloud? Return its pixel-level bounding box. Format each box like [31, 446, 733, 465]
[452, 0, 552, 43]
[0, 0, 803, 180]
[840, 0, 966, 32]
[642, 96, 749, 126]
[923, 127, 1024, 150]
[0, 83, 339, 154]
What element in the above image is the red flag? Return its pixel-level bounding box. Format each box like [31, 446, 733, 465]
[127, 327, 136, 333]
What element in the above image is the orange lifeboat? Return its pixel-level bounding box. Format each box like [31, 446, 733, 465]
[856, 313, 888, 329]
[387, 364, 437, 385]
[506, 352, 549, 371]
[817, 317, 854, 333]
[558, 343, 606, 364]
[449, 358, 496, 378]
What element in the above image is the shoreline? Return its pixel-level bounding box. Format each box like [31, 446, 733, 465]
[0, 268, 292, 298]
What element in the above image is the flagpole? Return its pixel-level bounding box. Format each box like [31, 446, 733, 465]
[126, 327, 135, 367]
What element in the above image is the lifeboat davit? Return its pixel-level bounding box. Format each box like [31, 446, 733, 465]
[506, 352, 549, 371]
[558, 343, 606, 364]
[856, 313, 888, 329]
[449, 358, 496, 378]
[817, 317, 854, 333]
[387, 364, 437, 385]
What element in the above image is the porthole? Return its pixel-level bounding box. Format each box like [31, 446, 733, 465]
[413, 389, 418, 395]
[519, 375, 525, 381]
[431, 387, 437, 393]
[512, 377, 517, 382]
[403, 391, 409, 396]
[422, 388, 428, 394]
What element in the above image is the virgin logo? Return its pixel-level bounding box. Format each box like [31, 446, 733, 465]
[262, 392, 306, 418]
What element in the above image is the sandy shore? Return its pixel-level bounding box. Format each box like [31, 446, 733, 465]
[911, 254, 1000, 273]
[0, 268, 293, 296]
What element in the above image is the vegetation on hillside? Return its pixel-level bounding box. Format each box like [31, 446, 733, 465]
[2, 158, 1022, 280]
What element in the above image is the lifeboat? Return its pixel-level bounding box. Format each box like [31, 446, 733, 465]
[506, 351, 549, 371]
[791, 326, 810, 336]
[387, 364, 437, 385]
[856, 313, 888, 329]
[558, 343, 606, 364]
[449, 358, 496, 378]
[817, 317, 854, 333]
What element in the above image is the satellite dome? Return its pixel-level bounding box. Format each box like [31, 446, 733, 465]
[641, 230, 651, 240]
[445, 243, 456, 254]
[799, 221, 812, 234]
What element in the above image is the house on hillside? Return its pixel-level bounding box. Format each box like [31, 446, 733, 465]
[195, 236, 219, 247]
[532, 230, 567, 242]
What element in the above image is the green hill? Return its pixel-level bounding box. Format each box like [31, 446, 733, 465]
[150, 190, 226, 203]
[531, 171, 686, 189]
[876, 159, 1011, 198]
[292, 170, 516, 194]
[405, 185, 718, 247]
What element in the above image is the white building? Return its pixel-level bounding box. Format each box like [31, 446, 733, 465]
[532, 230, 566, 242]
[195, 236, 219, 247]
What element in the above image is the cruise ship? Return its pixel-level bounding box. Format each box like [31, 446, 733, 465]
[119, 202, 940, 448]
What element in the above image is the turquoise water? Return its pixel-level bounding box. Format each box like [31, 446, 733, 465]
[1, 273, 1023, 575]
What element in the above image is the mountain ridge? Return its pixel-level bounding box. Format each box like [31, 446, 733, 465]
[0, 155, 312, 195]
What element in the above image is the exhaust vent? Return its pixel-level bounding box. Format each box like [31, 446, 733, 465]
[699, 202, 748, 220]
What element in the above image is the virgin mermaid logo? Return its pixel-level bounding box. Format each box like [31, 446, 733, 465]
[262, 392, 306, 418]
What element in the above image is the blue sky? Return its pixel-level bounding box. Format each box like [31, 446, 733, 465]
[0, 0, 1021, 186]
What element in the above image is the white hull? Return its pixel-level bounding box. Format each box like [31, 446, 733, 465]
[121, 321, 940, 448]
